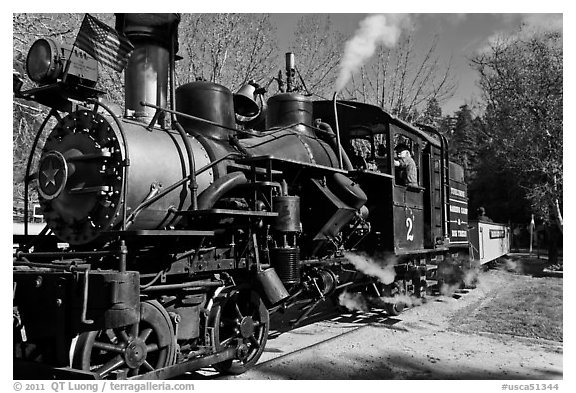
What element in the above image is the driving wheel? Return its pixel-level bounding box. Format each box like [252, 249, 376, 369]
[209, 289, 269, 375]
[71, 300, 176, 378]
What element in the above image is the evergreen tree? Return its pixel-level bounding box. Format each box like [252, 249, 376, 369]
[448, 104, 478, 180]
[419, 97, 442, 127]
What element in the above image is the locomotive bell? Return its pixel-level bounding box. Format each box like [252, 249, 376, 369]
[233, 83, 260, 118]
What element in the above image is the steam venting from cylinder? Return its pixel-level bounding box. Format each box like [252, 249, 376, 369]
[115, 14, 180, 123]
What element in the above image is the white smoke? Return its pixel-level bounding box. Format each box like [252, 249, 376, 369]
[503, 257, 523, 274]
[338, 290, 369, 312]
[463, 266, 479, 287]
[343, 251, 396, 285]
[440, 282, 461, 297]
[335, 14, 410, 92]
[372, 294, 422, 308]
[439, 261, 482, 296]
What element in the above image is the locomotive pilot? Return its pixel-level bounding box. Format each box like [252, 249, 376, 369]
[394, 144, 418, 188]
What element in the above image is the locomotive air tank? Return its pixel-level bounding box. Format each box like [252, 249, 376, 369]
[37, 14, 214, 244]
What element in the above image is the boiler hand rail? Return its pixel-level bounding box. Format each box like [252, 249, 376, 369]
[141, 101, 239, 133]
[141, 102, 344, 142]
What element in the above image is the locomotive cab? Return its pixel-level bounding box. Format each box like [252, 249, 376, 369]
[312, 101, 442, 256]
[389, 123, 426, 254]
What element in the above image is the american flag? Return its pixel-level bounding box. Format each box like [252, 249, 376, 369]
[74, 14, 134, 72]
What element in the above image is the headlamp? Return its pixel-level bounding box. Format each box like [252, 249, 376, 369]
[26, 38, 63, 85]
[25, 38, 98, 87]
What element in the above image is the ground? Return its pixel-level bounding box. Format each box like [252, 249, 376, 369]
[210, 253, 563, 380]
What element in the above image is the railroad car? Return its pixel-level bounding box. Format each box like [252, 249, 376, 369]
[468, 221, 510, 265]
[13, 13, 490, 379]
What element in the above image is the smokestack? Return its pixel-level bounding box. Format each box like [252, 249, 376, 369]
[115, 14, 180, 123]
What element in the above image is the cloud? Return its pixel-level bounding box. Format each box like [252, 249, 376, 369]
[447, 13, 468, 25]
[478, 13, 562, 55]
[521, 13, 563, 32]
[419, 13, 468, 27]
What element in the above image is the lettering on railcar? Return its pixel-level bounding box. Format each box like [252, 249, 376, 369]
[490, 229, 506, 239]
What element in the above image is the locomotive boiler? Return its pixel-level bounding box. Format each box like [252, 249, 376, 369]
[13, 13, 473, 379]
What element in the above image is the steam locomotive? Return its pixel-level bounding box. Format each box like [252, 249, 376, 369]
[13, 14, 472, 379]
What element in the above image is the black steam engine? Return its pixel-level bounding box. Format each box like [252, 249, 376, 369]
[13, 14, 470, 379]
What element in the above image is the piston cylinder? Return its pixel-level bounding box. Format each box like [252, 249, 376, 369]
[312, 268, 337, 297]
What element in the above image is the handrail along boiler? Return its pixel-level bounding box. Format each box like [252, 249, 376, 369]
[13, 13, 475, 379]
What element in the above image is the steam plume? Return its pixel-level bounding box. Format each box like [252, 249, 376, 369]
[463, 267, 479, 287]
[343, 251, 396, 284]
[439, 260, 482, 296]
[335, 14, 410, 92]
[503, 257, 524, 274]
[440, 282, 461, 296]
[371, 294, 423, 308]
[338, 290, 369, 312]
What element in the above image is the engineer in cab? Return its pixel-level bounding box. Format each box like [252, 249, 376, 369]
[394, 144, 418, 188]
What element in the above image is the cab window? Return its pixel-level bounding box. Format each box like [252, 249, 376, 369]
[347, 133, 391, 174]
[393, 133, 420, 187]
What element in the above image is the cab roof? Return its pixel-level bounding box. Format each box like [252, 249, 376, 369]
[312, 100, 442, 148]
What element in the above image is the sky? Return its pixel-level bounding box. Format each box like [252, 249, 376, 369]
[270, 13, 563, 116]
[7, 7, 564, 116]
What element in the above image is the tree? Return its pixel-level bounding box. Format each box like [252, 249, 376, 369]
[286, 15, 345, 97]
[176, 14, 279, 92]
[448, 104, 480, 180]
[13, 14, 80, 204]
[472, 27, 562, 261]
[467, 137, 531, 226]
[418, 97, 442, 127]
[341, 34, 457, 121]
[13, 13, 125, 205]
